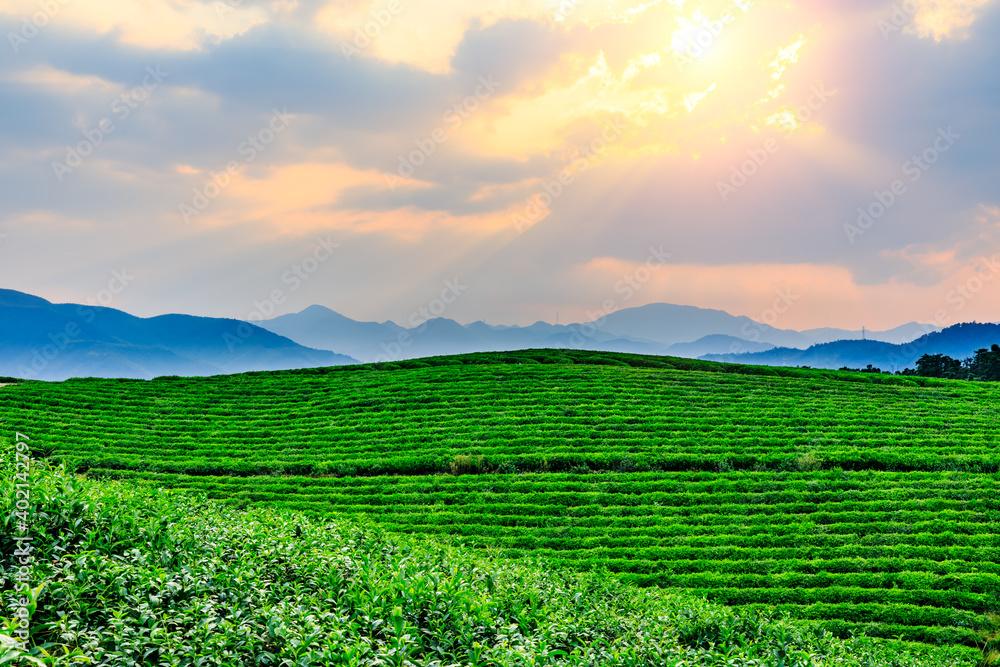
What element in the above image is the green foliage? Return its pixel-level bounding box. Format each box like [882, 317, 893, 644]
[912, 354, 968, 380]
[905, 345, 1000, 381]
[0, 453, 979, 666]
[449, 454, 486, 475]
[966, 346, 1000, 382]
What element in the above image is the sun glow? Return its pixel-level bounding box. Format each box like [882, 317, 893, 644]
[459, 0, 819, 164]
[583, 3, 812, 145]
[669, 11, 728, 62]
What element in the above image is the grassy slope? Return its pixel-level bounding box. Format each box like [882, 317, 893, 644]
[5, 350, 999, 477]
[0, 452, 982, 666]
[0, 349, 998, 655]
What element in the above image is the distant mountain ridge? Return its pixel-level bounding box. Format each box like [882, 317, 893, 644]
[0, 289, 357, 381]
[1, 288, 961, 379]
[703, 322, 1000, 371]
[256, 301, 941, 365]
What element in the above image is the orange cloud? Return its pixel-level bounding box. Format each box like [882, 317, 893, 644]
[181, 160, 517, 242]
[180, 161, 382, 231]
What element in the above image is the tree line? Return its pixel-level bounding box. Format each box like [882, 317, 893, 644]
[842, 344, 1000, 380]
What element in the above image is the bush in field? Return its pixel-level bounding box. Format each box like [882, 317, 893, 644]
[449, 454, 485, 475]
[794, 453, 824, 471]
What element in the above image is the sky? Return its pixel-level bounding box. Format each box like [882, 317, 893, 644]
[1, 0, 999, 331]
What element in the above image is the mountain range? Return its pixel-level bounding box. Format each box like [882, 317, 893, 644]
[5, 288, 995, 381]
[0, 289, 356, 382]
[256, 302, 940, 364]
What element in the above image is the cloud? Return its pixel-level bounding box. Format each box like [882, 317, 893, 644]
[909, 0, 995, 40]
[450, 18, 576, 92]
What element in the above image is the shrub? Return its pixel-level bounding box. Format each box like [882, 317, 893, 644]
[449, 454, 485, 475]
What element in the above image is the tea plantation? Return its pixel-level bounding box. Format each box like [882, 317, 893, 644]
[1, 349, 998, 664]
[0, 449, 978, 666]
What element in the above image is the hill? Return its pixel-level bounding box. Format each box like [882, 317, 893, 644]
[1, 350, 998, 659]
[704, 322, 1000, 371]
[0, 449, 976, 666]
[0, 289, 357, 381]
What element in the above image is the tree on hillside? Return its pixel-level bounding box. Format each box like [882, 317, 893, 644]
[911, 353, 966, 379]
[966, 344, 1000, 381]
